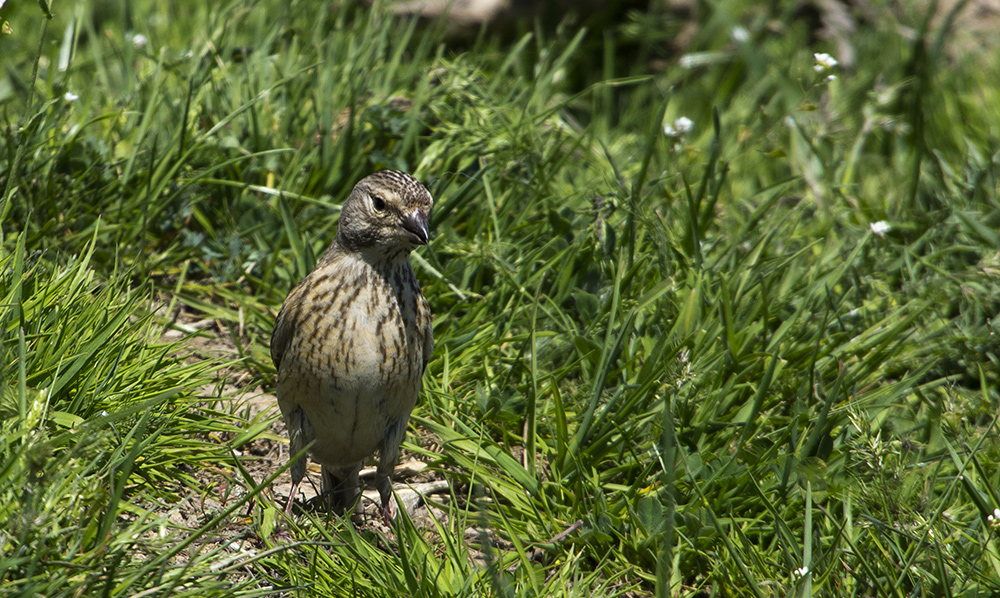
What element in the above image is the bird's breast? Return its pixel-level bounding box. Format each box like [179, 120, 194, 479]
[274, 258, 427, 464]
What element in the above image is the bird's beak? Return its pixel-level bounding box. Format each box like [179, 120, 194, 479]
[402, 210, 429, 246]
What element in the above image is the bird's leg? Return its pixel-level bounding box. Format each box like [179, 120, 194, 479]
[284, 477, 300, 517]
[284, 451, 306, 516]
[379, 492, 396, 523]
[375, 466, 396, 523]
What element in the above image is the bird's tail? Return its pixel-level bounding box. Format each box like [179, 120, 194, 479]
[321, 463, 362, 515]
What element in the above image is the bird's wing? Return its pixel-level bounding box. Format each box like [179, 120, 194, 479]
[272, 251, 342, 373]
[420, 295, 434, 373]
[270, 292, 297, 371]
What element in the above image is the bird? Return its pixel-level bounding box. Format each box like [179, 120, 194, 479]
[270, 170, 434, 521]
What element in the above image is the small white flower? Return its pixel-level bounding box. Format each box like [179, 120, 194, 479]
[664, 116, 694, 138]
[731, 26, 749, 44]
[813, 52, 838, 72]
[870, 221, 891, 237]
[988, 508, 1000, 529]
[826, 74, 837, 82]
[794, 566, 810, 578]
[127, 32, 148, 49]
[63, 92, 79, 103]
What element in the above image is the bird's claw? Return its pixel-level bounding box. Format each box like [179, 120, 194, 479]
[379, 498, 396, 524]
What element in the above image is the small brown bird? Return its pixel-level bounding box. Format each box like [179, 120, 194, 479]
[270, 170, 434, 520]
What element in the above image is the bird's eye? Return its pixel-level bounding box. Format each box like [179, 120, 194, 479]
[371, 194, 387, 212]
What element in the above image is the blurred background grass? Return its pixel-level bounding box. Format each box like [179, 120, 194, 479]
[2, 0, 1000, 596]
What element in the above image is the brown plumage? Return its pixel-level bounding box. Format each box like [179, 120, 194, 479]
[270, 170, 434, 520]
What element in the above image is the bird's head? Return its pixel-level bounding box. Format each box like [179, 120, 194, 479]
[336, 170, 433, 258]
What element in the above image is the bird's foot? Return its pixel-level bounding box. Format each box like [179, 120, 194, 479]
[378, 497, 396, 524]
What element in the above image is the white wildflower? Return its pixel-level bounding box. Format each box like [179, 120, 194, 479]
[63, 91, 79, 104]
[674, 116, 693, 134]
[988, 508, 1000, 529]
[813, 52, 838, 72]
[127, 32, 148, 49]
[870, 221, 891, 237]
[664, 116, 694, 138]
[731, 26, 749, 44]
[794, 566, 810, 578]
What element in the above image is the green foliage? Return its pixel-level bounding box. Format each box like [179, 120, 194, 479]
[0, 232, 265, 596]
[2, 0, 1000, 596]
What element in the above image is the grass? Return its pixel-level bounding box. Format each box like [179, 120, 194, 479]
[3, 0, 1000, 596]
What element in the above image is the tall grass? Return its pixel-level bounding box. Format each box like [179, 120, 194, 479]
[2, 0, 1000, 596]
